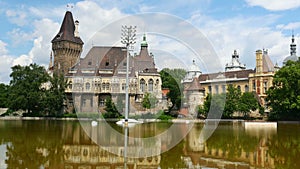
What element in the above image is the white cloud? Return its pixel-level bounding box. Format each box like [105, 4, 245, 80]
[276, 22, 300, 30]
[5, 9, 28, 26]
[189, 13, 290, 69]
[0, 55, 13, 84]
[0, 40, 8, 55]
[246, 0, 300, 11]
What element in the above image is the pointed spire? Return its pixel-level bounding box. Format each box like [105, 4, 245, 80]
[290, 32, 296, 56]
[232, 50, 239, 58]
[141, 34, 148, 48]
[51, 11, 83, 44]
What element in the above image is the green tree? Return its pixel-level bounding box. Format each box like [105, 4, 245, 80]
[267, 60, 300, 120]
[223, 84, 241, 118]
[8, 64, 67, 116]
[198, 85, 260, 119]
[238, 92, 260, 118]
[8, 64, 49, 115]
[43, 74, 67, 116]
[103, 97, 122, 118]
[0, 83, 9, 108]
[197, 94, 211, 118]
[142, 93, 158, 109]
[159, 68, 186, 110]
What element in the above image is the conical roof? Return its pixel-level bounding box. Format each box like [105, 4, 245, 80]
[51, 11, 83, 44]
[187, 78, 204, 91]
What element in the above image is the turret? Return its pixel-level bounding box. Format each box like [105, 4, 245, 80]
[256, 49, 263, 73]
[51, 11, 84, 75]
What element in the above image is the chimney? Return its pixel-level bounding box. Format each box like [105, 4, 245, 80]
[74, 20, 79, 37]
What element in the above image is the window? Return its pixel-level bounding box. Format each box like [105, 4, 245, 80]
[82, 98, 86, 106]
[105, 83, 110, 91]
[99, 98, 105, 107]
[252, 80, 256, 92]
[102, 83, 106, 91]
[85, 82, 90, 91]
[208, 86, 212, 94]
[122, 83, 126, 91]
[263, 81, 268, 93]
[148, 79, 154, 92]
[245, 85, 249, 92]
[140, 79, 146, 92]
[69, 81, 72, 89]
[88, 61, 92, 65]
[237, 85, 241, 91]
[222, 85, 226, 93]
[215, 85, 219, 94]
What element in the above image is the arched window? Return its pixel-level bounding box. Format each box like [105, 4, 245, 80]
[148, 79, 154, 92]
[140, 79, 146, 92]
[69, 81, 72, 89]
[102, 83, 106, 91]
[105, 83, 110, 91]
[237, 85, 241, 91]
[85, 82, 90, 91]
[245, 85, 249, 92]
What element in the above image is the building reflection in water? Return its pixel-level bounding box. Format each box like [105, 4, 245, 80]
[58, 121, 193, 169]
[2, 120, 296, 169]
[183, 122, 277, 169]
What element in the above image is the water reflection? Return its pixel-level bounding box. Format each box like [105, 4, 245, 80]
[0, 120, 300, 168]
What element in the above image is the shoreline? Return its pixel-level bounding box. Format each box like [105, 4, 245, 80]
[1, 116, 299, 124]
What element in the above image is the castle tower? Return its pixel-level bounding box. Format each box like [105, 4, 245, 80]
[51, 11, 84, 75]
[283, 34, 299, 65]
[256, 49, 263, 73]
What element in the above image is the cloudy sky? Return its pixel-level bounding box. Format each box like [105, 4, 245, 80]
[0, 0, 300, 83]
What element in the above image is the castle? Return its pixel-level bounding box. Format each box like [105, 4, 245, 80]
[50, 11, 166, 114]
[182, 36, 297, 117]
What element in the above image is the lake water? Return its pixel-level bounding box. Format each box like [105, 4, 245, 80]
[0, 120, 299, 169]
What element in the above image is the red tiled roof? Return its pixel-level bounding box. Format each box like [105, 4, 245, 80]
[199, 69, 255, 82]
[187, 78, 204, 91]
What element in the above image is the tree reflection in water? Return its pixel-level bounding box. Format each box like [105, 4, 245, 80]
[0, 120, 300, 168]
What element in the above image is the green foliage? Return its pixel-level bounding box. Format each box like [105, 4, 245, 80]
[159, 68, 186, 110]
[43, 74, 66, 116]
[267, 60, 300, 120]
[223, 84, 241, 118]
[238, 92, 259, 118]
[0, 83, 9, 108]
[7, 64, 66, 116]
[103, 97, 122, 118]
[198, 85, 261, 119]
[8, 64, 50, 115]
[142, 93, 158, 109]
[157, 113, 173, 121]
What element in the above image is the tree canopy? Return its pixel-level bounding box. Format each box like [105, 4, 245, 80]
[159, 68, 186, 110]
[8, 64, 66, 116]
[0, 83, 9, 108]
[267, 60, 300, 120]
[142, 92, 158, 109]
[198, 84, 260, 119]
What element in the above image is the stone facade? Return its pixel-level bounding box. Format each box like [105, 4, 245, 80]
[51, 11, 83, 75]
[50, 11, 165, 114]
[182, 48, 279, 116]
